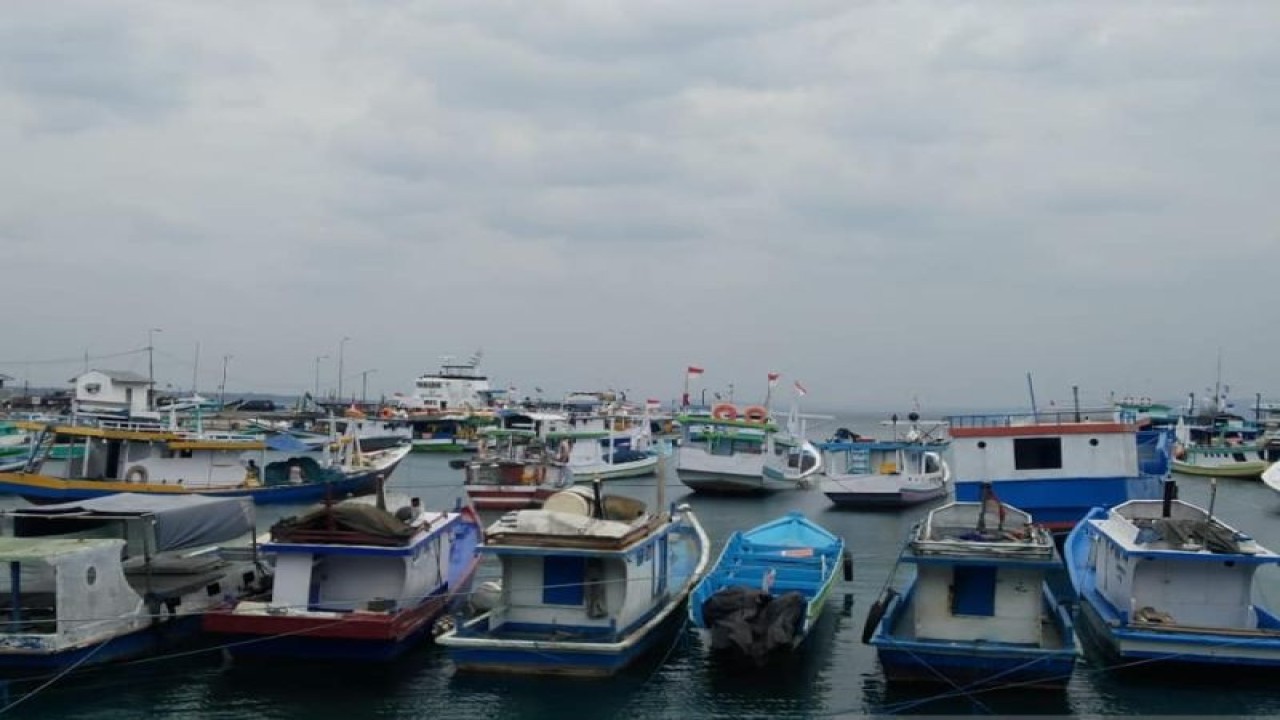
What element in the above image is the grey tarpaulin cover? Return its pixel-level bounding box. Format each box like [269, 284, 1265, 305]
[701, 587, 807, 667]
[10, 493, 256, 551]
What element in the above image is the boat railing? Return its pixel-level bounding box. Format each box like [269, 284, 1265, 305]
[947, 408, 1125, 429]
[912, 502, 1056, 559]
[910, 524, 1057, 559]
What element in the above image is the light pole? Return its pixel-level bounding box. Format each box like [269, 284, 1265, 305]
[313, 355, 328, 397]
[147, 328, 162, 408]
[361, 369, 377, 405]
[147, 327, 163, 384]
[219, 354, 233, 408]
[337, 336, 350, 402]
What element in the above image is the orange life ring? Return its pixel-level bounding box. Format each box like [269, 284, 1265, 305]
[379, 407, 394, 419]
[742, 405, 769, 423]
[711, 403, 738, 420]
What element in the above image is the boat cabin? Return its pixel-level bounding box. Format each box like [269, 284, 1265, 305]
[71, 369, 154, 417]
[464, 488, 671, 642]
[903, 502, 1061, 646]
[1084, 499, 1280, 630]
[263, 502, 466, 615]
[946, 412, 1171, 528]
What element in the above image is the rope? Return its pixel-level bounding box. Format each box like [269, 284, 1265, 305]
[0, 629, 114, 714]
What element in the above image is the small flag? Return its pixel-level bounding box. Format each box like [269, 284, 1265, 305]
[793, 380, 808, 396]
[768, 372, 781, 388]
[687, 366, 704, 377]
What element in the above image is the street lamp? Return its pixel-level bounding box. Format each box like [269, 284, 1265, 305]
[361, 368, 377, 405]
[337, 336, 351, 401]
[219, 354, 233, 408]
[313, 355, 328, 397]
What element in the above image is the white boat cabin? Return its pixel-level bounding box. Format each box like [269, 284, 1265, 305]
[264, 503, 462, 615]
[904, 502, 1060, 646]
[948, 414, 1142, 482]
[1084, 499, 1280, 630]
[71, 369, 154, 417]
[480, 490, 672, 639]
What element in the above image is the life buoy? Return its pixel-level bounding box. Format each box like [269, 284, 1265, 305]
[742, 405, 769, 423]
[711, 403, 738, 420]
[124, 465, 149, 483]
[379, 407, 394, 419]
[861, 588, 898, 644]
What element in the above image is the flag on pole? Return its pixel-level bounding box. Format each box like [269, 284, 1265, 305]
[687, 366, 704, 378]
[768, 372, 781, 388]
[793, 380, 808, 396]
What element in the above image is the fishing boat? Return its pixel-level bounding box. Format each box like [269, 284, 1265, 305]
[1171, 415, 1271, 479]
[946, 410, 1172, 532]
[0, 416, 411, 505]
[203, 495, 482, 662]
[0, 494, 265, 673]
[676, 404, 821, 494]
[688, 511, 850, 666]
[403, 412, 493, 453]
[549, 419, 659, 482]
[863, 488, 1077, 689]
[1065, 483, 1280, 671]
[818, 416, 950, 509]
[461, 427, 574, 511]
[437, 482, 710, 676]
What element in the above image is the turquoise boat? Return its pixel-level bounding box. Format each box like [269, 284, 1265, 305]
[688, 511, 850, 666]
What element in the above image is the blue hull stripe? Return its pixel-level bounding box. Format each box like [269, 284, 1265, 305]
[954, 475, 1165, 526]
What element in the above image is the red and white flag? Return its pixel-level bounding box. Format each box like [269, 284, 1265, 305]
[767, 372, 781, 388]
[686, 366, 704, 378]
[645, 398, 661, 409]
[793, 380, 808, 396]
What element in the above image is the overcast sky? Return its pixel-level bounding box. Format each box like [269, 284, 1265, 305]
[2, 1, 1278, 413]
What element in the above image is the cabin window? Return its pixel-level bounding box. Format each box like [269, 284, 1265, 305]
[1013, 437, 1062, 470]
[951, 566, 997, 616]
[542, 556, 586, 606]
[924, 454, 940, 473]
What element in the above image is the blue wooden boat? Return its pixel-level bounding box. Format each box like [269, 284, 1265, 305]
[688, 511, 849, 666]
[1065, 483, 1280, 672]
[864, 489, 1077, 689]
[437, 485, 709, 676]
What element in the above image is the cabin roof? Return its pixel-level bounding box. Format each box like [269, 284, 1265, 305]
[71, 369, 151, 384]
[0, 536, 124, 561]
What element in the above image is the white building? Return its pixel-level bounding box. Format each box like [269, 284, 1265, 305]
[71, 370, 153, 416]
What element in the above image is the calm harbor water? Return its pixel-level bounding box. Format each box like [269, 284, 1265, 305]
[5, 412, 1280, 718]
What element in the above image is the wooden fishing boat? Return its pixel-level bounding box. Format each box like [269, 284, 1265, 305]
[204, 496, 482, 662]
[437, 483, 709, 676]
[0, 494, 266, 674]
[1065, 483, 1280, 671]
[0, 417, 409, 505]
[688, 511, 850, 666]
[864, 489, 1077, 689]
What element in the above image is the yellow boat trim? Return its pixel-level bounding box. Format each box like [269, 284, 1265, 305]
[0, 472, 246, 494]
